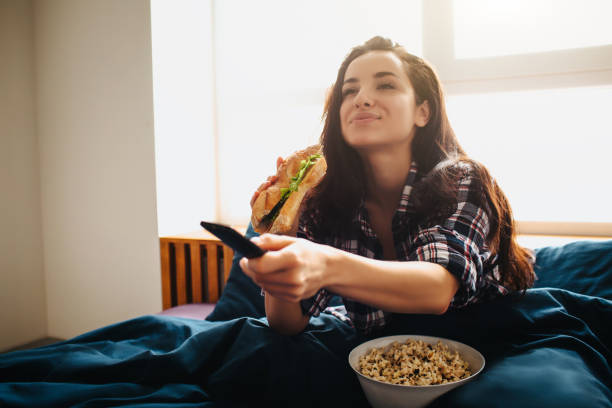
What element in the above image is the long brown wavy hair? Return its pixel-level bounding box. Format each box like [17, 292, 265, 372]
[305, 36, 535, 292]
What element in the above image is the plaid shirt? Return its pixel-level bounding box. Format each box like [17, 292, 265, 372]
[298, 160, 512, 334]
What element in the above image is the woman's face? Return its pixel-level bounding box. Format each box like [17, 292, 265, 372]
[339, 51, 429, 152]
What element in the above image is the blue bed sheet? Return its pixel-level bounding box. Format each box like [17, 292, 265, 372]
[1, 234, 611, 407]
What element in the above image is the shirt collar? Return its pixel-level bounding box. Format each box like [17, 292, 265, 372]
[396, 160, 420, 214]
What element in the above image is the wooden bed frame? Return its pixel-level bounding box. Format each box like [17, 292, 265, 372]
[159, 227, 247, 310]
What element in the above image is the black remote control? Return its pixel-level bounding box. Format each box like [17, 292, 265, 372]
[200, 221, 266, 259]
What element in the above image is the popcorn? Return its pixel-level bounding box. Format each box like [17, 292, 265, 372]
[358, 339, 471, 386]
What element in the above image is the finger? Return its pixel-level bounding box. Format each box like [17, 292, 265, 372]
[241, 257, 268, 280]
[250, 190, 260, 207]
[241, 258, 295, 294]
[253, 269, 298, 286]
[251, 234, 298, 251]
[241, 235, 302, 275]
[250, 179, 275, 207]
[241, 258, 275, 289]
[240, 257, 254, 279]
[258, 180, 272, 192]
[245, 250, 299, 278]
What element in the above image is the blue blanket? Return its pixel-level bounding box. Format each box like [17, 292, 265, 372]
[1, 235, 612, 407]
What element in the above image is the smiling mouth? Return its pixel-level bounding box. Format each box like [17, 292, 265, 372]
[352, 116, 380, 124]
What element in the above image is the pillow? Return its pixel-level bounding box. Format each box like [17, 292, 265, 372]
[533, 239, 612, 300]
[206, 224, 265, 321]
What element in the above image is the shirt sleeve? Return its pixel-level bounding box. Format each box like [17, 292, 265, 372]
[408, 171, 492, 308]
[299, 289, 334, 317]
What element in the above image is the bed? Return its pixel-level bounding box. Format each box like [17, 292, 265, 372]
[1, 224, 611, 407]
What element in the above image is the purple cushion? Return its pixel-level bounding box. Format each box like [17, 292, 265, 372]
[158, 303, 216, 320]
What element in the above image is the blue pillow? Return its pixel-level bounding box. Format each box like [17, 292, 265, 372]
[206, 224, 265, 321]
[533, 240, 612, 300]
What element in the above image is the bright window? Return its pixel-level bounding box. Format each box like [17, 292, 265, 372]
[446, 85, 612, 223]
[151, 0, 216, 236]
[453, 0, 612, 59]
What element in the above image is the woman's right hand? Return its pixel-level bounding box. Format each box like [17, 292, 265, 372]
[250, 156, 285, 207]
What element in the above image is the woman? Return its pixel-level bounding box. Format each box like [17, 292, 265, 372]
[241, 36, 535, 336]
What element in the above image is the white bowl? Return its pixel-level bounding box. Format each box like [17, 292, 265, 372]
[348, 335, 485, 408]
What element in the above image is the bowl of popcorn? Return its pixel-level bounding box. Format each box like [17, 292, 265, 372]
[348, 335, 485, 408]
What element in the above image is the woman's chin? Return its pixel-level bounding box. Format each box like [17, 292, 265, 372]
[343, 136, 413, 153]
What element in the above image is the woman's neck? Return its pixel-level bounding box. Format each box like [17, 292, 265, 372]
[360, 146, 412, 213]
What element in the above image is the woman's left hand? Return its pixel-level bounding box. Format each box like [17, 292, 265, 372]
[239, 234, 332, 303]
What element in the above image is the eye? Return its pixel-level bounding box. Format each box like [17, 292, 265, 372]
[342, 87, 357, 98]
[378, 82, 395, 90]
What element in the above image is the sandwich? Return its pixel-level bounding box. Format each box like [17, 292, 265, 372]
[251, 144, 326, 235]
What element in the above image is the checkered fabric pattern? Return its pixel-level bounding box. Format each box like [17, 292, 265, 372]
[298, 160, 511, 333]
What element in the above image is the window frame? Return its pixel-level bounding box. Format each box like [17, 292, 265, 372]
[422, 0, 612, 94]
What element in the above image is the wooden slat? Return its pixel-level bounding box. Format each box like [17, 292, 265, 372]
[222, 246, 234, 287]
[159, 226, 246, 307]
[190, 243, 203, 303]
[206, 243, 219, 303]
[160, 239, 171, 310]
[175, 242, 187, 306]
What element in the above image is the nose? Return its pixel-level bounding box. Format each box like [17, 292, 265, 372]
[354, 88, 373, 108]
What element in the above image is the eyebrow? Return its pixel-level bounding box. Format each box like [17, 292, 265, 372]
[343, 71, 399, 85]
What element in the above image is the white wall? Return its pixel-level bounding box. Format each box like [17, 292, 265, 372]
[34, 0, 161, 339]
[1, 0, 161, 347]
[0, 0, 47, 351]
